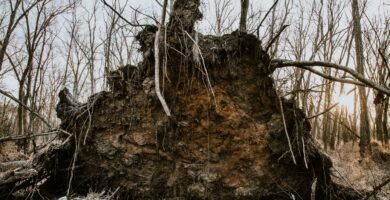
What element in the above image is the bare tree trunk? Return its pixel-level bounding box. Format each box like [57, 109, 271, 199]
[375, 101, 384, 142]
[0, 0, 22, 71]
[239, 0, 249, 32]
[322, 80, 333, 150]
[352, 0, 371, 156]
[383, 97, 389, 144]
[330, 108, 339, 150]
[375, 48, 389, 144]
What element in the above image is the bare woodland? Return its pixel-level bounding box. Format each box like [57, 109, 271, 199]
[0, 0, 389, 199]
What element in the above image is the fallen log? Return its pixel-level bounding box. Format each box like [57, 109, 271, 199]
[0, 142, 73, 199]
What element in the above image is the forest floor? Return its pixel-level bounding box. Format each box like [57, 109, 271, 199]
[328, 141, 390, 199]
[0, 141, 28, 162]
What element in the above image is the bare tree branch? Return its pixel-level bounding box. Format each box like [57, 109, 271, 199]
[308, 103, 338, 119]
[129, 5, 159, 24]
[265, 24, 289, 52]
[378, 49, 390, 80]
[0, 130, 59, 143]
[273, 59, 390, 95]
[287, 64, 365, 86]
[256, 0, 280, 38]
[101, 0, 148, 27]
[0, 88, 52, 128]
[0, 88, 72, 136]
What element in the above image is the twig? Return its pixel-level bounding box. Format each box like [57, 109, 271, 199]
[332, 167, 363, 196]
[83, 95, 97, 145]
[257, 0, 280, 38]
[184, 30, 216, 105]
[35, 134, 59, 151]
[108, 187, 121, 198]
[67, 135, 79, 197]
[301, 136, 308, 168]
[153, 0, 163, 7]
[307, 103, 338, 119]
[284, 88, 323, 96]
[129, 5, 159, 24]
[378, 49, 390, 82]
[101, 0, 147, 27]
[265, 24, 289, 52]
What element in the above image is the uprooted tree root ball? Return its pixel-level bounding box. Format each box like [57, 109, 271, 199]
[0, 0, 366, 199]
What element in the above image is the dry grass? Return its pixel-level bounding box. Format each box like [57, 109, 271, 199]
[0, 141, 28, 162]
[327, 141, 390, 199]
[58, 188, 120, 200]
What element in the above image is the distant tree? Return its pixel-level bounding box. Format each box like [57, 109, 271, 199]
[352, 0, 371, 156]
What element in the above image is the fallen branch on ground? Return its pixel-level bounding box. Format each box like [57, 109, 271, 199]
[0, 130, 60, 143]
[363, 176, 390, 200]
[0, 160, 29, 172]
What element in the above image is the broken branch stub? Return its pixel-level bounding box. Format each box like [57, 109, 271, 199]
[56, 87, 81, 121]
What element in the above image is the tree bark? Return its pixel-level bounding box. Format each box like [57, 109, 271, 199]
[239, 0, 249, 32]
[352, 0, 371, 156]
